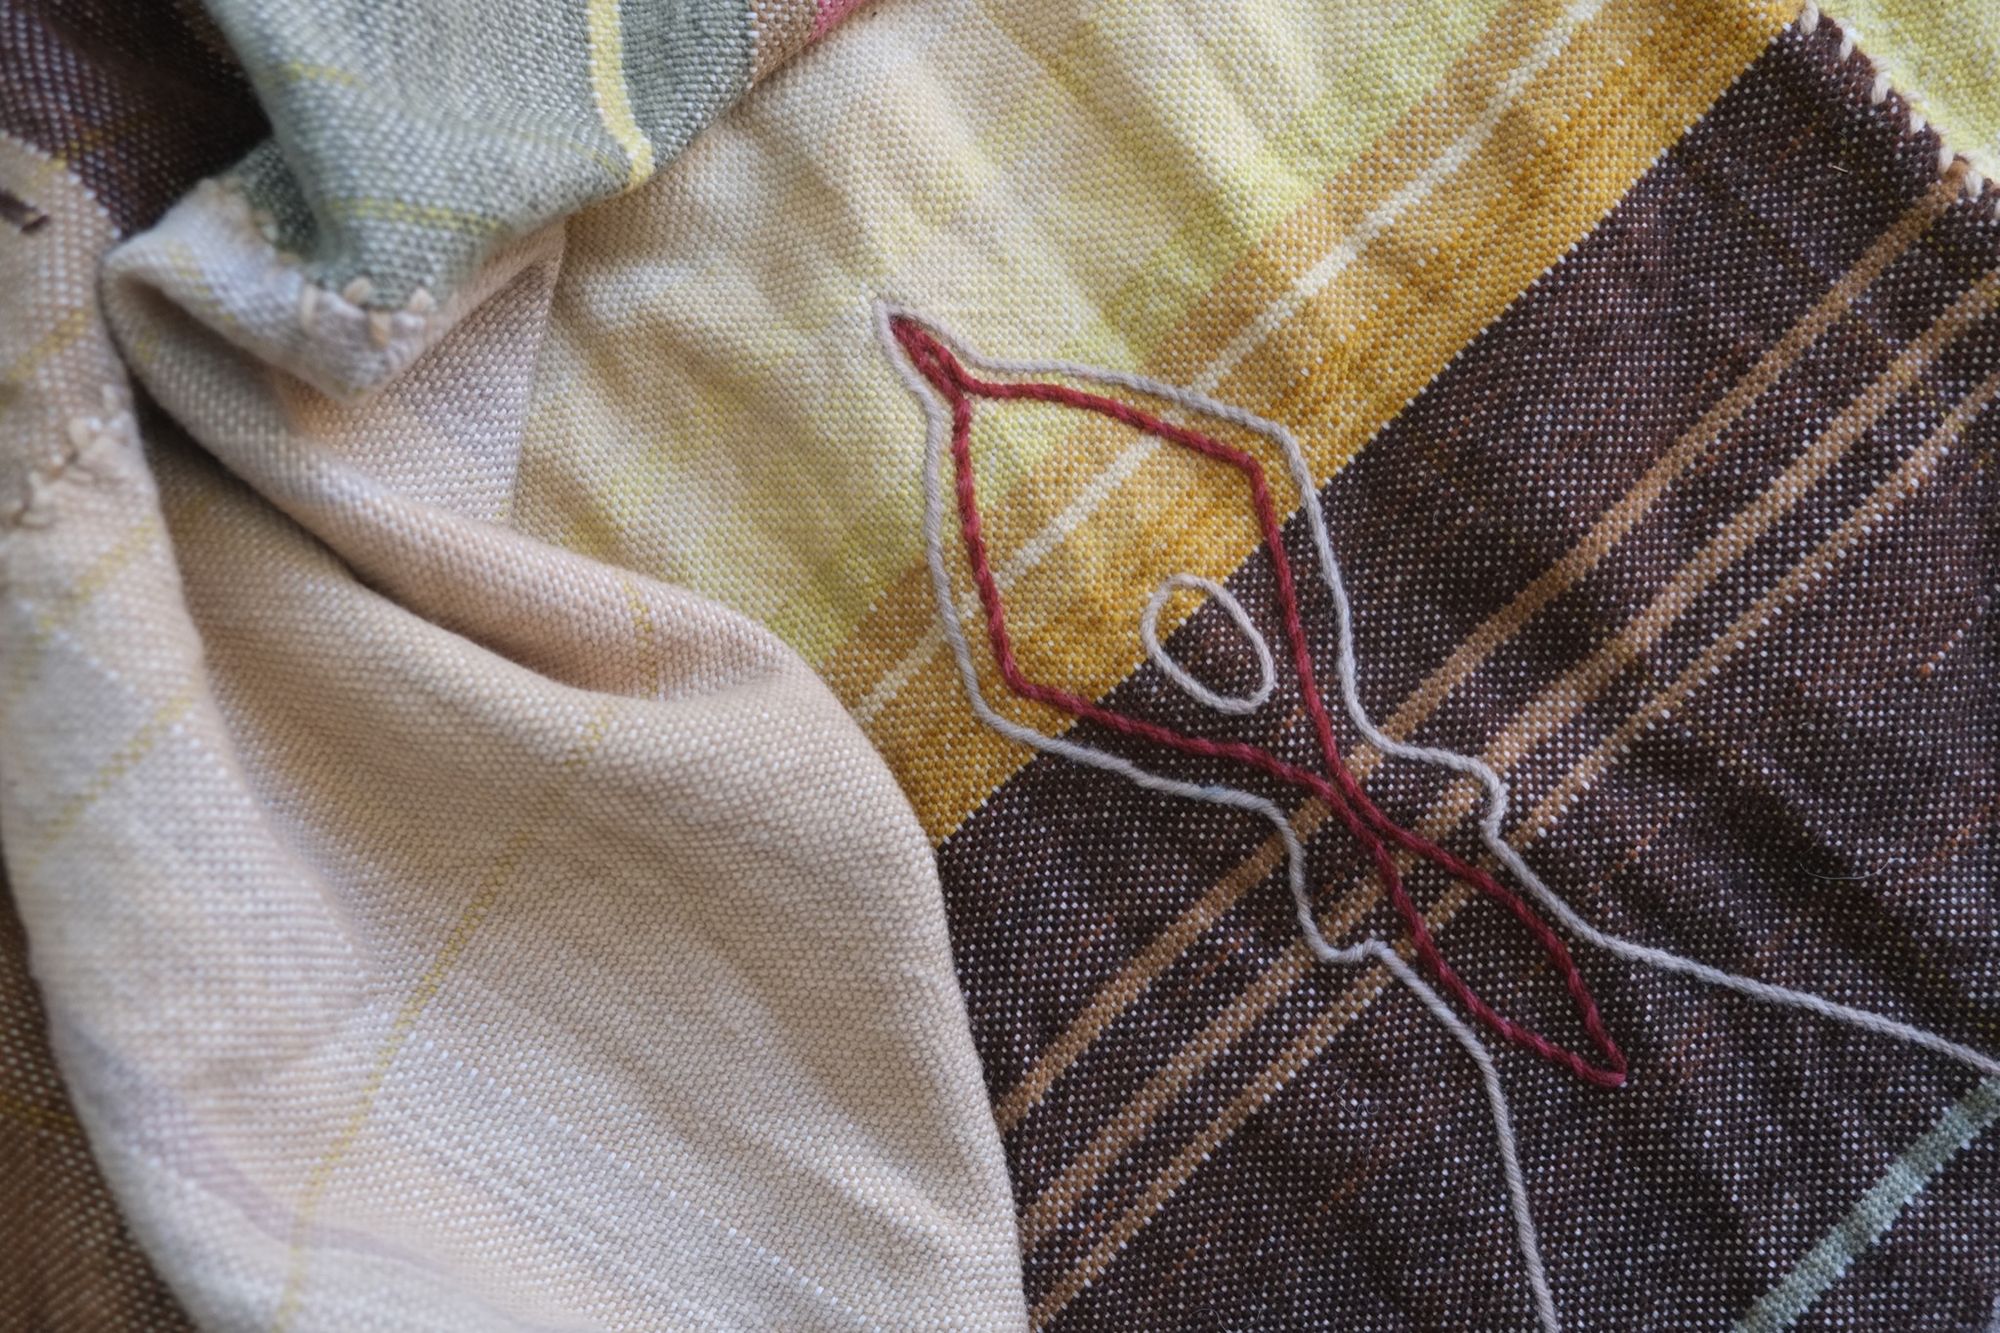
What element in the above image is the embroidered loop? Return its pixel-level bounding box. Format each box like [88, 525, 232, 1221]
[886, 307, 1627, 1091]
[1139, 573, 1275, 715]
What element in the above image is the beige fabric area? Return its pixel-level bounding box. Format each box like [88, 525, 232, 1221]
[0, 126, 1027, 1330]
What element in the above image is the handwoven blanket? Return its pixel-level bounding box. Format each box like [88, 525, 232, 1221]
[3, 0, 1997, 1328]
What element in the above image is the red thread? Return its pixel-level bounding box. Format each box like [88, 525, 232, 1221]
[895, 317, 1626, 1089]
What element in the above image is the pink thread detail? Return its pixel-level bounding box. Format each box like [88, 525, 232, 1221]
[894, 316, 1627, 1090]
[811, 0, 870, 38]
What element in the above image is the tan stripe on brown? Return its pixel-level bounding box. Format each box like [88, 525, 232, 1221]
[1012, 262, 2000, 1257]
[989, 172, 1961, 1137]
[1030, 352, 2000, 1327]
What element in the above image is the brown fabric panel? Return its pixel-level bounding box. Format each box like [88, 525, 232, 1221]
[938, 16, 2000, 1329]
[0, 0, 262, 234]
[1, 2, 264, 1327]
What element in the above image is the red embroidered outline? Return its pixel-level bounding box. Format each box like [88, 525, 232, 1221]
[893, 315, 1627, 1089]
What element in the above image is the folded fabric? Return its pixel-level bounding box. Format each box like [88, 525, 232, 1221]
[5, 0, 1998, 1328]
[2, 0, 1027, 1328]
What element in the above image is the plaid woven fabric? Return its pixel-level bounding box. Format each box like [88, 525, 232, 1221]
[499, 1, 1996, 1325]
[2, 0, 1025, 1328]
[0, 2, 264, 1326]
[5, 0, 1998, 1328]
[934, 23, 2000, 1326]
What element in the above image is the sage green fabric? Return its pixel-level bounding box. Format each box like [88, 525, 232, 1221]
[171, 0, 758, 399]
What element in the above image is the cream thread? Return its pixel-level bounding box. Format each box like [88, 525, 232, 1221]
[881, 294, 2000, 1321]
[886, 301, 2000, 1078]
[1138, 572, 1275, 715]
[882, 299, 1560, 1330]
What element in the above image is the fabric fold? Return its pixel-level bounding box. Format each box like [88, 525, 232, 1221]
[2, 0, 1029, 1326]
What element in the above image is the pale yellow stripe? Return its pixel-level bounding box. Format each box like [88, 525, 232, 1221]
[0, 304, 92, 395]
[18, 684, 198, 881]
[824, 0, 1575, 730]
[856, 0, 1792, 841]
[535, 0, 1498, 660]
[0, 514, 165, 724]
[1014, 261, 2000, 1264]
[271, 702, 619, 1330]
[783, 0, 1507, 661]
[1032, 350, 2000, 1327]
[586, 0, 655, 187]
[989, 172, 1959, 1135]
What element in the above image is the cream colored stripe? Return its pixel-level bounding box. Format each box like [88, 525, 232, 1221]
[0, 303, 91, 393]
[1526, 355, 2000, 830]
[1378, 166, 1966, 739]
[990, 177, 1959, 1135]
[1013, 264, 2000, 1262]
[1031, 351, 2000, 1327]
[18, 683, 197, 880]
[851, 0, 1608, 730]
[271, 702, 618, 1329]
[586, 0, 656, 187]
[0, 514, 166, 724]
[1485, 264, 2000, 772]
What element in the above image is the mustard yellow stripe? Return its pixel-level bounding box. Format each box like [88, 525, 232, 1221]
[782, 0, 1503, 655]
[0, 1087, 83, 1140]
[586, 0, 656, 187]
[815, 0, 1538, 717]
[856, 0, 1792, 843]
[1017, 254, 1996, 1267]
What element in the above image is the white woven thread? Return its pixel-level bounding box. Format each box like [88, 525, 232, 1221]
[878, 299, 1561, 1331]
[1138, 572, 1275, 715]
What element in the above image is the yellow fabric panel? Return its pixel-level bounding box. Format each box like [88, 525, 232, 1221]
[524, 0, 1794, 842]
[1822, 0, 2000, 179]
[520, 0, 1503, 654]
[847, 0, 1793, 840]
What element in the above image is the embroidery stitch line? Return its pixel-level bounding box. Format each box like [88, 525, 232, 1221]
[882, 300, 2000, 1086]
[1139, 572, 1275, 715]
[878, 297, 2000, 1324]
[891, 308, 1626, 1090]
[879, 299, 1562, 1331]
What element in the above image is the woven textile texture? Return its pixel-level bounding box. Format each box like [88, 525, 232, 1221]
[495, 1, 1996, 1326]
[2, 0, 1027, 1328]
[1822, 0, 2000, 180]
[4, 0, 1998, 1328]
[931, 21, 2000, 1327]
[0, 1, 263, 1326]
[149, 0, 870, 400]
